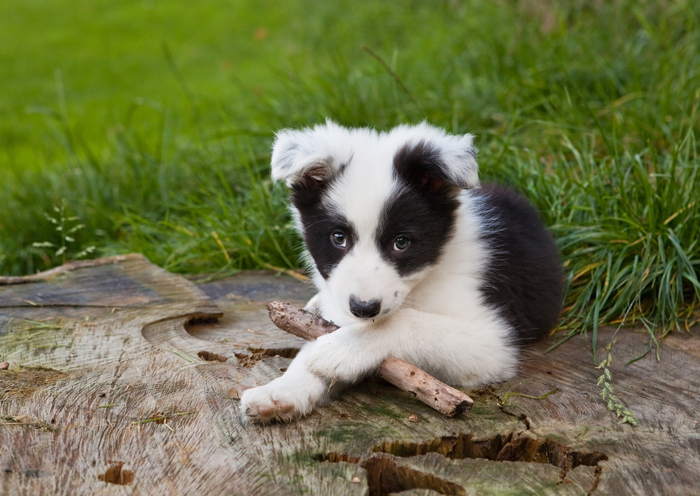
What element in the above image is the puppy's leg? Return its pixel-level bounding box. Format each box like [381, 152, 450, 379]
[304, 323, 394, 381]
[377, 308, 518, 386]
[241, 307, 516, 422]
[307, 308, 518, 387]
[240, 345, 327, 423]
[241, 323, 390, 423]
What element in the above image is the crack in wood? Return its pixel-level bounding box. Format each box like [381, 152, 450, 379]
[314, 452, 464, 496]
[316, 431, 608, 495]
[363, 456, 467, 496]
[197, 351, 228, 362]
[371, 433, 607, 472]
[248, 347, 299, 359]
[234, 352, 266, 368]
[587, 466, 604, 496]
[97, 461, 135, 486]
[186, 315, 221, 326]
[477, 386, 533, 429]
[234, 347, 299, 368]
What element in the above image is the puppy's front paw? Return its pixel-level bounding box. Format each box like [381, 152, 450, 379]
[307, 327, 374, 382]
[240, 374, 326, 424]
[240, 385, 296, 423]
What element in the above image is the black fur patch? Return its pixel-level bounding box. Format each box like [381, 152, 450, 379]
[475, 185, 564, 342]
[392, 141, 456, 193]
[290, 170, 355, 279]
[376, 142, 461, 276]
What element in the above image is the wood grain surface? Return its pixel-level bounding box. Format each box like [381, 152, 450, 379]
[1, 255, 698, 495]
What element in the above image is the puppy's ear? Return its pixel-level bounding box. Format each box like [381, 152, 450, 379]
[394, 133, 479, 193]
[435, 132, 479, 190]
[270, 121, 352, 187]
[392, 123, 479, 191]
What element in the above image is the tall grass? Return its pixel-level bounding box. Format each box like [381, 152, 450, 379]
[1, 0, 698, 354]
[500, 122, 700, 358]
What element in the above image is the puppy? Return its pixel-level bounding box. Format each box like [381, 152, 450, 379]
[241, 121, 564, 423]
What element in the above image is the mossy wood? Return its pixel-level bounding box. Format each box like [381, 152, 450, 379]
[0, 255, 698, 495]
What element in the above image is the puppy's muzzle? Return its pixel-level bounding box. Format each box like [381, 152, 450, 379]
[349, 295, 381, 319]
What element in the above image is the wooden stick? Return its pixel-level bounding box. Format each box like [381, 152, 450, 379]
[267, 301, 473, 417]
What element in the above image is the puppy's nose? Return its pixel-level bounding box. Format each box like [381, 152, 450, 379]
[349, 295, 381, 319]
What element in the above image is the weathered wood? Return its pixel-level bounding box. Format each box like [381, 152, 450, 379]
[267, 301, 474, 417]
[0, 255, 699, 495]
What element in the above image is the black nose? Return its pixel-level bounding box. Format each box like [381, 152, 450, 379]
[349, 295, 381, 318]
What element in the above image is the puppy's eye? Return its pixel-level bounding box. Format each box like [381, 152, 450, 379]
[331, 231, 347, 248]
[393, 236, 409, 251]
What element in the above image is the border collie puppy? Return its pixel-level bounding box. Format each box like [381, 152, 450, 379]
[241, 121, 564, 423]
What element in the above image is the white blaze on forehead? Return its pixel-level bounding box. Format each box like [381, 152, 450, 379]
[323, 141, 398, 240]
[317, 134, 406, 321]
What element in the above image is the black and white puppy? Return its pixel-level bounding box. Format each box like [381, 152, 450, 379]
[241, 121, 564, 423]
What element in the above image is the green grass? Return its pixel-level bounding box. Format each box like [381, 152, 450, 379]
[1, 0, 699, 357]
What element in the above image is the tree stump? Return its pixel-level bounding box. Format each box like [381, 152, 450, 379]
[1, 254, 698, 495]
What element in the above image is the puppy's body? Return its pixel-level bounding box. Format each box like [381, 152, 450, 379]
[241, 122, 563, 423]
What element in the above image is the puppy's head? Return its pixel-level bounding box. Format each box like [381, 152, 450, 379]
[271, 120, 479, 324]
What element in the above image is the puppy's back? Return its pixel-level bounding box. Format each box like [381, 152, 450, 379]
[474, 184, 564, 342]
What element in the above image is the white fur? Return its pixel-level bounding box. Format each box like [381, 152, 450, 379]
[241, 122, 515, 423]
